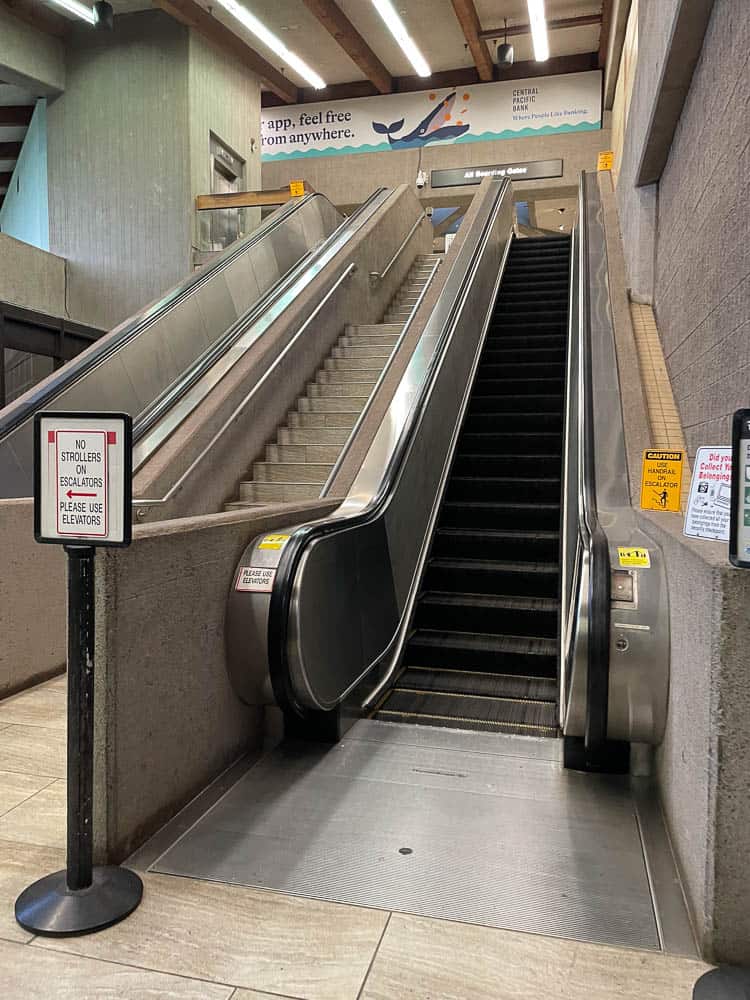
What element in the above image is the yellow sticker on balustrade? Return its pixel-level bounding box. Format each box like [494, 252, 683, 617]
[640, 450, 684, 512]
[597, 150, 614, 171]
[289, 180, 305, 197]
[617, 547, 651, 568]
[259, 534, 290, 550]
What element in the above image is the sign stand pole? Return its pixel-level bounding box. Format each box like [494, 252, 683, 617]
[17, 411, 141, 936]
[15, 543, 143, 936]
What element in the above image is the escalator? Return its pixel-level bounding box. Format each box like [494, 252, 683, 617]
[0, 191, 373, 499]
[372, 235, 571, 736]
[152, 174, 686, 955]
[227, 173, 669, 759]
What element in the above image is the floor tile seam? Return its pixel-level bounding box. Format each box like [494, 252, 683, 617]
[0, 719, 67, 733]
[0, 932, 34, 946]
[0, 763, 65, 780]
[28, 938, 243, 994]
[356, 911, 392, 1000]
[0, 776, 61, 822]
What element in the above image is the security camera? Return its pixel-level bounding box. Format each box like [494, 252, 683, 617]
[416, 169, 427, 190]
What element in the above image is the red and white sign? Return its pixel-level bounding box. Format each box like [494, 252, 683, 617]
[54, 429, 108, 537]
[36, 414, 130, 546]
[235, 566, 276, 593]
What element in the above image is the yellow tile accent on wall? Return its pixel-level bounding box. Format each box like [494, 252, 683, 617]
[630, 301, 691, 509]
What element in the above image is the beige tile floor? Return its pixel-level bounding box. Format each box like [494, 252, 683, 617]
[0, 676, 710, 999]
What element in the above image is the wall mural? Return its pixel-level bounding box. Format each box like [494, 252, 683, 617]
[261, 70, 601, 162]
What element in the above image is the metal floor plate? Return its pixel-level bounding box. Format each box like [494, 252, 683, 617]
[150, 720, 695, 954]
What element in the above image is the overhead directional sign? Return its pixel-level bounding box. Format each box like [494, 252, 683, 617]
[431, 158, 563, 188]
[34, 412, 132, 547]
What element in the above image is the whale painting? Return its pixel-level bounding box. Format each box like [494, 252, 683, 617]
[372, 92, 471, 149]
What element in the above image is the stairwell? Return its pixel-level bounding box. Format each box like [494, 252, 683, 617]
[226, 254, 441, 508]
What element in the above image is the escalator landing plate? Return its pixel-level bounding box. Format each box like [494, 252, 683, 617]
[148, 721, 694, 955]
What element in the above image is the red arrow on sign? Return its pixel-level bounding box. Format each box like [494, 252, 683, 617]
[66, 490, 98, 498]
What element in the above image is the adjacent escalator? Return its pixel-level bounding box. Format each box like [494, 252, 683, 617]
[372, 235, 571, 736]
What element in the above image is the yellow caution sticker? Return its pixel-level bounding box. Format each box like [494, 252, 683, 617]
[618, 546, 651, 568]
[289, 180, 305, 197]
[597, 150, 614, 171]
[640, 450, 685, 512]
[259, 534, 290, 551]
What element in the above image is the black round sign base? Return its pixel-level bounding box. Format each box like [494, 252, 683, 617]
[694, 968, 750, 999]
[15, 866, 143, 937]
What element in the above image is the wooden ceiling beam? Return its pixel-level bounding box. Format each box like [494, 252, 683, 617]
[0, 171, 13, 187]
[479, 14, 603, 40]
[0, 141, 22, 158]
[450, 0, 493, 83]
[261, 52, 598, 106]
[153, 0, 300, 104]
[302, 0, 392, 95]
[598, 0, 615, 69]
[0, 105, 34, 126]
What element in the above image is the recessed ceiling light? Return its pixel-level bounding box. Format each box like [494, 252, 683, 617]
[371, 0, 431, 77]
[213, 0, 326, 88]
[527, 0, 550, 62]
[48, 0, 96, 24]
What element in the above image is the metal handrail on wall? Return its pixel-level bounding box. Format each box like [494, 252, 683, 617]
[369, 212, 428, 284]
[320, 256, 440, 497]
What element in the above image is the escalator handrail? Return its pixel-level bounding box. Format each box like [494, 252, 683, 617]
[0, 192, 326, 440]
[267, 179, 512, 717]
[131, 188, 388, 448]
[576, 170, 612, 752]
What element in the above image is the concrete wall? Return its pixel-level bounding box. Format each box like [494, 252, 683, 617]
[652, 0, 750, 459]
[613, 0, 681, 302]
[601, 171, 750, 966]
[188, 31, 262, 251]
[0, 233, 65, 315]
[47, 12, 192, 332]
[0, 99, 49, 250]
[0, 500, 66, 699]
[262, 122, 611, 211]
[93, 500, 336, 861]
[0, 4, 64, 95]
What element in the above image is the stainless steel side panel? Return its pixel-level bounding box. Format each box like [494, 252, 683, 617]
[0, 194, 342, 498]
[284, 182, 514, 711]
[564, 177, 669, 745]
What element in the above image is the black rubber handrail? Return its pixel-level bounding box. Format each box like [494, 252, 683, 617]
[578, 171, 611, 756]
[132, 188, 388, 446]
[267, 180, 511, 719]
[0, 193, 323, 441]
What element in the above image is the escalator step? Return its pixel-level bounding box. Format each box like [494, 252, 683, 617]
[397, 666, 558, 702]
[439, 500, 561, 530]
[405, 628, 557, 677]
[415, 591, 558, 636]
[432, 527, 559, 563]
[463, 412, 561, 433]
[450, 454, 562, 478]
[375, 688, 558, 736]
[424, 557, 559, 598]
[476, 362, 563, 379]
[458, 430, 562, 452]
[446, 475, 561, 503]
[468, 393, 563, 414]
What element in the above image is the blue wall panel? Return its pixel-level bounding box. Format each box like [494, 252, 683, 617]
[0, 99, 49, 250]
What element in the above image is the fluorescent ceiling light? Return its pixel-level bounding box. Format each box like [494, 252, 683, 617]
[372, 0, 431, 77]
[49, 0, 97, 24]
[527, 0, 550, 61]
[213, 0, 326, 89]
